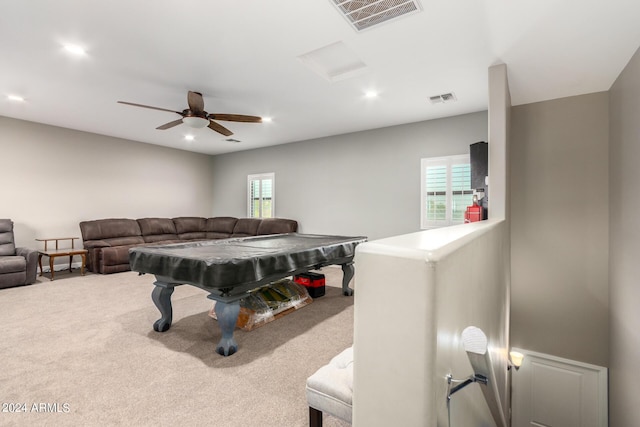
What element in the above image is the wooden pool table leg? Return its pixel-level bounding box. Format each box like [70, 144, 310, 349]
[341, 262, 355, 296]
[151, 281, 175, 332]
[214, 300, 241, 356]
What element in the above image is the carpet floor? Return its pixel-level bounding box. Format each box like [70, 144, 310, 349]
[0, 267, 353, 426]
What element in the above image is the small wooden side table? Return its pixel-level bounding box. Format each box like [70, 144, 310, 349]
[36, 237, 88, 281]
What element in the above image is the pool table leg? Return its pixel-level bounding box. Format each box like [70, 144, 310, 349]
[151, 282, 175, 332]
[214, 300, 241, 356]
[341, 262, 355, 296]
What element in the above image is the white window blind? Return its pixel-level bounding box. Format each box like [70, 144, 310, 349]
[421, 155, 472, 228]
[425, 164, 447, 222]
[248, 173, 274, 218]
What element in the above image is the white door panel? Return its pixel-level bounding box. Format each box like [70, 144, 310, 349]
[511, 348, 607, 427]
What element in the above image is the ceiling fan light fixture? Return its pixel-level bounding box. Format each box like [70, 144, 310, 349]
[118, 91, 261, 136]
[182, 116, 209, 128]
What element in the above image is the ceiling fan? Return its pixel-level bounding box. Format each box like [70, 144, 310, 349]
[117, 91, 262, 136]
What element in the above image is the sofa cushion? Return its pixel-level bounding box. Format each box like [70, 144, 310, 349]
[101, 245, 142, 268]
[0, 256, 26, 274]
[257, 218, 298, 235]
[138, 218, 179, 243]
[0, 219, 16, 256]
[80, 218, 142, 241]
[173, 217, 207, 240]
[206, 217, 238, 233]
[205, 217, 237, 239]
[138, 218, 178, 235]
[232, 218, 261, 237]
[0, 219, 12, 233]
[173, 217, 206, 233]
[103, 236, 145, 246]
[178, 232, 207, 240]
[0, 235, 15, 256]
[206, 232, 232, 239]
[143, 234, 181, 243]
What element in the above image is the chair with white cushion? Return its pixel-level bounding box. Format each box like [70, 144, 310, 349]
[305, 346, 353, 426]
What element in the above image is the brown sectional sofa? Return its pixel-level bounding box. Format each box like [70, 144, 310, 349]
[79, 217, 298, 274]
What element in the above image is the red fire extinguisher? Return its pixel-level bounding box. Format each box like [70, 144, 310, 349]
[464, 195, 483, 223]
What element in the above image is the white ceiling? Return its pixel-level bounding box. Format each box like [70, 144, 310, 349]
[2, 0, 639, 155]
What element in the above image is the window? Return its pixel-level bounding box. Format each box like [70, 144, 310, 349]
[421, 155, 473, 228]
[248, 173, 274, 218]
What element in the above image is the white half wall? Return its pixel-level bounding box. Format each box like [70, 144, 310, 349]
[353, 220, 509, 426]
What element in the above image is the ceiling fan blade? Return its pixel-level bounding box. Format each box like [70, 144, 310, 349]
[156, 119, 184, 130]
[208, 120, 233, 136]
[209, 113, 262, 123]
[187, 91, 205, 114]
[117, 101, 182, 115]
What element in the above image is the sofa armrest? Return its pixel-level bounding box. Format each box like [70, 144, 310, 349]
[16, 247, 38, 284]
[82, 241, 111, 273]
[83, 240, 111, 249]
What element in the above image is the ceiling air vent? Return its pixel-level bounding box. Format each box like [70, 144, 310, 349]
[330, 0, 423, 32]
[429, 92, 457, 104]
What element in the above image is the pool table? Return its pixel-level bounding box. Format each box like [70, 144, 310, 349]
[129, 233, 366, 356]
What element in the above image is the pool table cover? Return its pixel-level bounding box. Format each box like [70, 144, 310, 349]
[129, 233, 366, 291]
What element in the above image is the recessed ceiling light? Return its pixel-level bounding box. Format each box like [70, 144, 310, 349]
[184, 135, 195, 141]
[364, 91, 378, 99]
[7, 95, 25, 102]
[63, 44, 86, 55]
[261, 117, 272, 123]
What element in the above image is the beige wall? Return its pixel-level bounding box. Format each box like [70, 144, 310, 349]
[210, 111, 488, 241]
[608, 46, 640, 427]
[0, 116, 214, 253]
[510, 92, 610, 367]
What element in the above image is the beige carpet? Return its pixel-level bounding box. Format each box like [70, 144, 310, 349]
[0, 267, 353, 426]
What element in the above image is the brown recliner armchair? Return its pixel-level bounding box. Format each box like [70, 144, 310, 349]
[0, 219, 38, 289]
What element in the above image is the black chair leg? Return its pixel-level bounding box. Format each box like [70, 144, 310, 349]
[309, 406, 323, 427]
